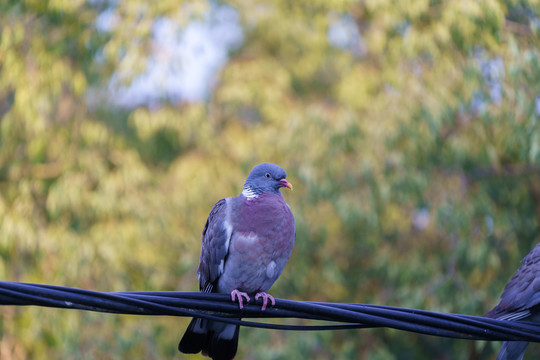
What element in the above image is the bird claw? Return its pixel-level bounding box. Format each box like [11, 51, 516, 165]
[255, 292, 275, 311]
[230, 289, 250, 309]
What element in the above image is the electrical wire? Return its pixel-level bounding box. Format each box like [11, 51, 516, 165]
[0, 281, 539, 342]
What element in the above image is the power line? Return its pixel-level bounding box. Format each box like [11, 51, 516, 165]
[0, 281, 539, 342]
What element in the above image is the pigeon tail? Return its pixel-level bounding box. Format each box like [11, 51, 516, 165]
[178, 317, 208, 354]
[206, 322, 240, 360]
[179, 318, 239, 360]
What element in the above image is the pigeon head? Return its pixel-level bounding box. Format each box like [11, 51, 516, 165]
[242, 163, 293, 198]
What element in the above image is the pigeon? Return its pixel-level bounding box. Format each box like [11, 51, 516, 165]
[178, 163, 295, 360]
[486, 243, 540, 360]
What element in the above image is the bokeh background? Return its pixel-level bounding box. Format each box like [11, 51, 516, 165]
[1, 0, 540, 359]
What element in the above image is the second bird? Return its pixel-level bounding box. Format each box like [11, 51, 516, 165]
[486, 243, 540, 360]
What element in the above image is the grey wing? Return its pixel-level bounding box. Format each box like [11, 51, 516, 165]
[197, 198, 233, 293]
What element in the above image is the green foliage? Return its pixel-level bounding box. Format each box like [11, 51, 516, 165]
[1, 0, 540, 358]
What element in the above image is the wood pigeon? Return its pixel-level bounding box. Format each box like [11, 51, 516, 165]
[486, 242, 540, 360]
[178, 163, 295, 360]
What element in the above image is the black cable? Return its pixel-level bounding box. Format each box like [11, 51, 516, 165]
[0, 281, 539, 342]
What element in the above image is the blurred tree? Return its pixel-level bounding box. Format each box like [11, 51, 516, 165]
[1, 0, 540, 359]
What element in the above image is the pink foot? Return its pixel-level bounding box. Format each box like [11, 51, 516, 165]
[255, 292, 275, 311]
[230, 289, 250, 309]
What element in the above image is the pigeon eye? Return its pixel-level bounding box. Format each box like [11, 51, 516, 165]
[265, 173, 271, 178]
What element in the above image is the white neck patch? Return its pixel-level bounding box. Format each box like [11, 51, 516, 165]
[242, 186, 259, 200]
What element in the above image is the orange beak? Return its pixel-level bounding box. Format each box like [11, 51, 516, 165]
[279, 179, 293, 190]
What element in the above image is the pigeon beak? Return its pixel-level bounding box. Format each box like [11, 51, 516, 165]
[279, 179, 293, 190]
